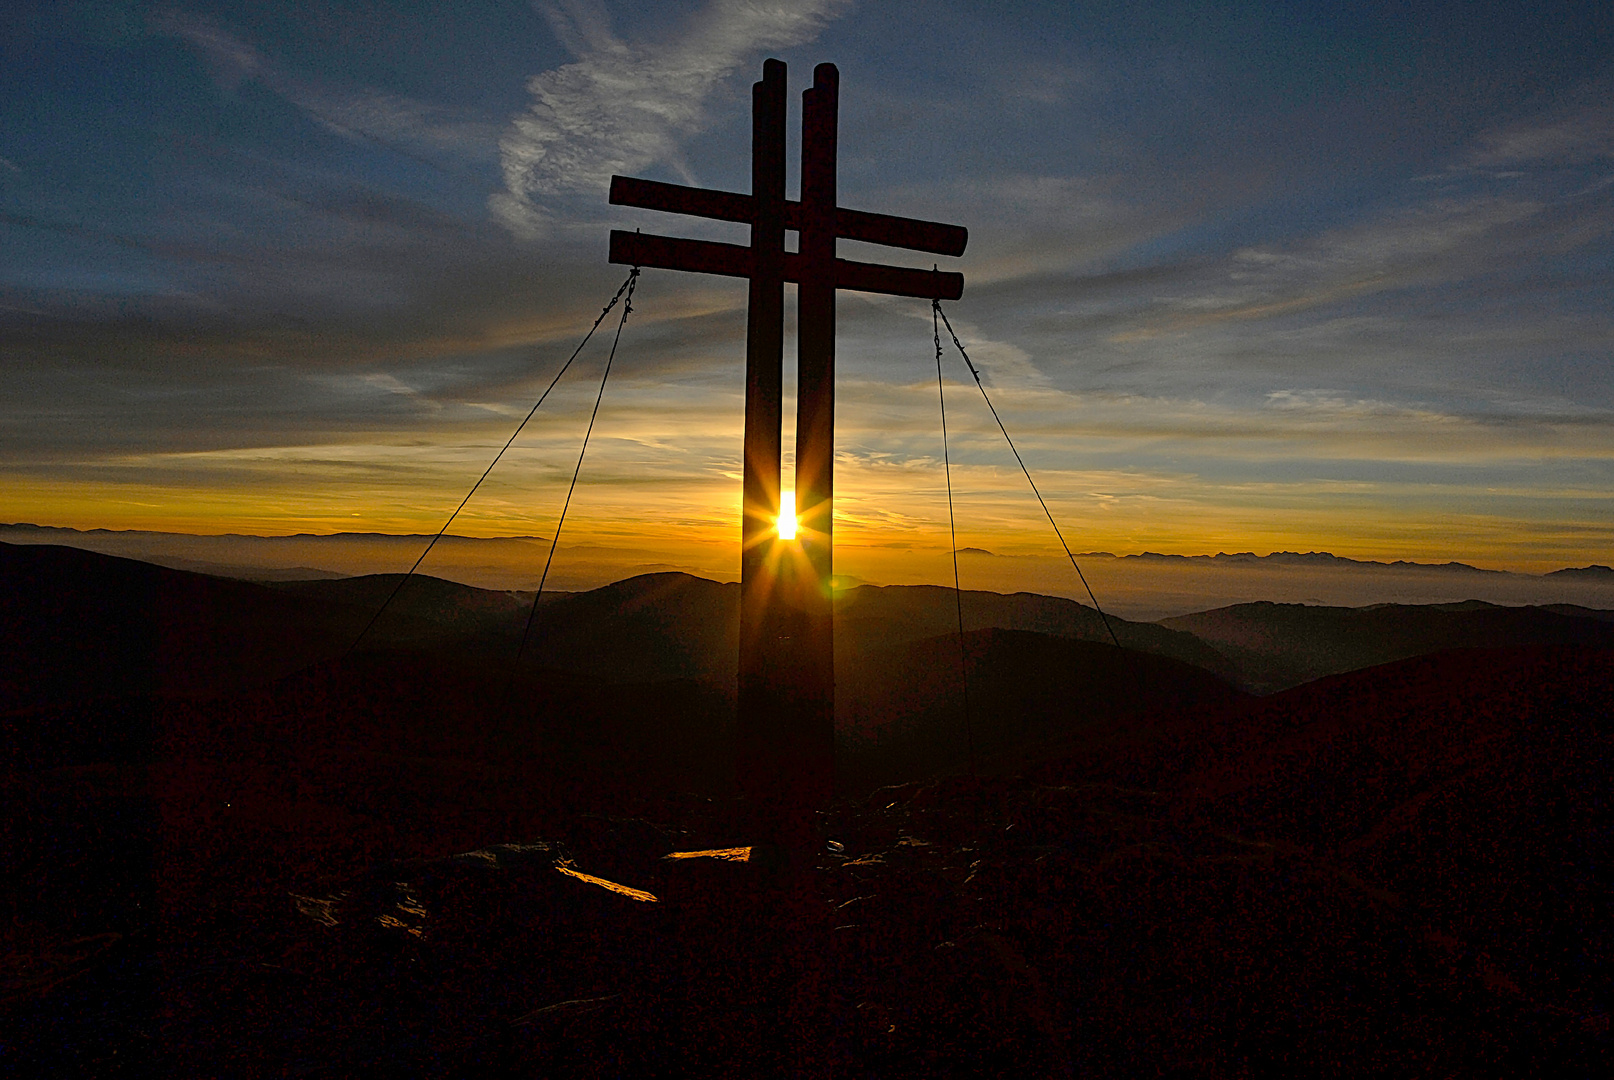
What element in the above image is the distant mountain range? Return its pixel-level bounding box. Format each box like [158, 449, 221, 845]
[6, 524, 1609, 581]
[1063, 548, 1614, 577]
[1, 525, 551, 545]
[1103, 550, 1511, 572]
[1544, 564, 1614, 580]
[6, 538, 1612, 775]
[0, 524, 570, 595]
[7, 540, 1612, 713]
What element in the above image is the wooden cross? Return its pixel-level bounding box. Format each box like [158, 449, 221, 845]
[609, 60, 967, 843]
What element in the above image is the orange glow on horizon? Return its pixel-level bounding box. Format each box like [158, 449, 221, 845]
[2, 471, 1603, 578]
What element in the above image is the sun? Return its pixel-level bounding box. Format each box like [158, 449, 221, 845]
[776, 498, 797, 540]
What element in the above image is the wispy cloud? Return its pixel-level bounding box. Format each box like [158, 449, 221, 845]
[491, 0, 850, 238]
[1472, 98, 1614, 168]
[1106, 193, 1546, 343]
[159, 11, 496, 165]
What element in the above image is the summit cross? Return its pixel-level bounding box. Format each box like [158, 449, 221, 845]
[608, 60, 967, 842]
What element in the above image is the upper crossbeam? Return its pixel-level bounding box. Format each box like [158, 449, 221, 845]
[610, 176, 967, 258]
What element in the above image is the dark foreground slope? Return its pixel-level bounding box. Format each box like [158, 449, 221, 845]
[839, 626, 1249, 787]
[7, 644, 1604, 1078]
[1046, 643, 1612, 1004]
[4, 542, 1610, 1076]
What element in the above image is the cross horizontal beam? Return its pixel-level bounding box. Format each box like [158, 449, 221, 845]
[610, 176, 967, 258]
[610, 229, 963, 300]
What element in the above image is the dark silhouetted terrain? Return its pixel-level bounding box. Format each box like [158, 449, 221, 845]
[1547, 565, 1614, 581]
[837, 627, 1249, 788]
[836, 582, 1239, 679]
[1163, 598, 1614, 692]
[2, 541, 1610, 1075]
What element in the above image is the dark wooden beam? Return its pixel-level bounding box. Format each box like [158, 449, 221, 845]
[609, 230, 752, 279]
[833, 257, 964, 301]
[833, 206, 967, 259]
[787, 61, 839, 826]
[610, 176, 968, 258]
[610, 176, 752, 227]
[609, 230, 963, 300]
[737, 58, 789, 845]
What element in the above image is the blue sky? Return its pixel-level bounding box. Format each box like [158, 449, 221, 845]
[2, 0, 1610, 578]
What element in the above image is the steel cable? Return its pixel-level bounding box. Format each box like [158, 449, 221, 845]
[513, 268, 640, 674]
[933, 300, 1122, 651]
[934, 295, 978, 776]
[343, 269, 640, 658]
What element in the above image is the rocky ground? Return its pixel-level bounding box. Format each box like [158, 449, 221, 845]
[8, 767, 1605, 1077]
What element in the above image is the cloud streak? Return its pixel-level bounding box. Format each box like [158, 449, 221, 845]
[1107, 194, 1547, 344]
[1472, 96, 1614, 168]
[160, 11, 496, 167]
[491, 0, 849, 237]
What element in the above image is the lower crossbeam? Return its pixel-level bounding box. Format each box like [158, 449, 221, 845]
[609, 229, 964, 301]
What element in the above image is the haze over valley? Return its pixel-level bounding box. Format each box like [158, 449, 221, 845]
[6, 523, 1611, 621]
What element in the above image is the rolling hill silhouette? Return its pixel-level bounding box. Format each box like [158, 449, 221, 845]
[0, 541, 359, 711]
[268, 572, 546, 650]
[276, 571, 1234, 690]
[835, 582, 1238, 680]
[513, 572, 742, 686]
[839, 626, 1249, 787]
[1546, 564, 1614, 580]
[1163, 598, 1614, 692]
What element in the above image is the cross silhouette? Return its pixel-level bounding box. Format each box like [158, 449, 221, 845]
[609, 60, 967, 844]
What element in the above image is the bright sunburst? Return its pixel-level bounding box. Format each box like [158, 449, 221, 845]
[776, 497, 797, 540]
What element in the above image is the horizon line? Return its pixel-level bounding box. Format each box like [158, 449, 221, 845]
[4, 522, 1612, 578]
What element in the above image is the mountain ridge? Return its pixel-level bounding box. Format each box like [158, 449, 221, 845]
[1162, 598, 1614, 693]
[6, 524, 1603, 577]
[1109, 549, 1503, 572]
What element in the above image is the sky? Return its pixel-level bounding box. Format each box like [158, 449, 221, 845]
[2, 0, 1611, 591]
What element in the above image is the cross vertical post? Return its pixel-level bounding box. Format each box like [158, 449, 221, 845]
[735, 59, 795, 839]
[606, 59, 966, 849]
[786, 63, 840, 824]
